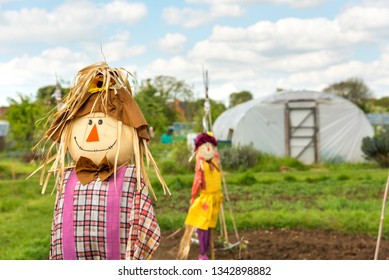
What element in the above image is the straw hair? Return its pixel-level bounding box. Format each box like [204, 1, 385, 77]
[30, 62, 169, 197]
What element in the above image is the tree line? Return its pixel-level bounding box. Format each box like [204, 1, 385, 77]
[2, 75, 389, 152]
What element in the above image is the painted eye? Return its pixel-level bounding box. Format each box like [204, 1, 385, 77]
[88, 119, 93, 125]
[98, 119, 103, 125]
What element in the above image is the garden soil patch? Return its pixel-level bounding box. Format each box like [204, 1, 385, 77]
[152, 228, 389, 260]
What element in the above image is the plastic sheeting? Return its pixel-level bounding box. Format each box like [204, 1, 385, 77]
[213, 91, 374, 163]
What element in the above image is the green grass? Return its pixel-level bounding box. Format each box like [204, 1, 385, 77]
[1, 155, 389, 259]
[0, 177, 56, 259]
[0, 158, 39, 180]
[152, 167, 389, 239]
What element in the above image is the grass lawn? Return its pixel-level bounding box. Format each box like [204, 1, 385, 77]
[153, 166, 389, 237]
[0, 156, 388, 259]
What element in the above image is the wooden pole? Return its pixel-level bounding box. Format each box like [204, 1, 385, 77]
[210, 228, 215, 260]
[220, 203, 229, 245]
[220, 162, 240, 242]
[374, 171, 389, 260]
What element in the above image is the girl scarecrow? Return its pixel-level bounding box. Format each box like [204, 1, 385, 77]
[177, 132, 223, 260]
[33, 62, 169, 260]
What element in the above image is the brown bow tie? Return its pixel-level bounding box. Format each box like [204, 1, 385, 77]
[75, 156, 114, 185]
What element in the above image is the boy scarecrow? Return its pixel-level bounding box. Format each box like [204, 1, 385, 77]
[177, 132, 223, 260]
[34, 62, 169, 260]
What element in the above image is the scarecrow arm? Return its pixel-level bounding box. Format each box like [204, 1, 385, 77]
[126, 181, 160, 260]
[191, 172, 202, 204]
[191, 160, 204, 204]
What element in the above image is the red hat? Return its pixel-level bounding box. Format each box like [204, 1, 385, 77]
[194, 132, 217, 151]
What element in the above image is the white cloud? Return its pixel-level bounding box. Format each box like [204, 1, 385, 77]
[272, 47, 389, 97]
[186, 0, 325, 8]
[152, 2, 389, 102]
[163, 3, 244, 28]
[186, 6, 389, 76]
[142, 56, 201, 82]
[105, 1, 147, 23]
[0, 47, 87, 85]
[362, 0, 389, 8]
[189, 17, 349, 71]
[337, 6, 389, 41]
[2, 0, 389, 108]
[0, 47, 90, 105]
[279, 61, 368, 90]
[268, 50, 348, 73]
[209, 18, 346, 53]
[204, 51, 389, 101]
[104, 46, 146, 63]
[79, 32, 146, 63]
[189, 40, 264, 65]
[142, 55, 261, 104]
[163, 7, 213, 28]
[210, 3, 244, 17]
[0, 1, 149, 105]
[158, 33, 188, 53]
[0, 1, 147, 44]
[271, 0, 325, 7]
[163, 0, 330, 28]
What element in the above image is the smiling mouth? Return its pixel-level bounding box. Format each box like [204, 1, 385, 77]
[74, 137, 117, 152]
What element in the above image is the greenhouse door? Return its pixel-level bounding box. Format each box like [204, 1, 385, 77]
[285, 100, 319, 164]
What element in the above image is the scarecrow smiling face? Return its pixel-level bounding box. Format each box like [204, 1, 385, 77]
[198, 142, 216, 161]
[194, 132, 218, 161]
[68, 112, 135, 165]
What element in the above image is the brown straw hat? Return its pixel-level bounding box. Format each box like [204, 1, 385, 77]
[47, 62, 149, 142]
[194, 132, 218, 151]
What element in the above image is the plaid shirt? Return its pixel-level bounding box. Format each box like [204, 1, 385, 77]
[50, 165, 160, 260]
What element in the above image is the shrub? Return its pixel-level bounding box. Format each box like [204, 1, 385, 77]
[305, 175, 329, 183]
[337, 174, 350, 181]
[284, 175, 297, 182]
[159, 159, 184, 174]
[158, 141, 195, 174]
[361, 132, 389, 167]
[237, 172, 257, 185]
[219, 145, 261, 171]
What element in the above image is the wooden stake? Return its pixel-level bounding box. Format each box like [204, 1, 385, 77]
[220, 204, 229, 245]
[220, 162, 240, 242]
[210, 228, 215, 260]
[374, 171, 389, 260]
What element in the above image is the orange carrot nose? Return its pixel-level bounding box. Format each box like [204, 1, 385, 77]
[86, 124, 99, 142]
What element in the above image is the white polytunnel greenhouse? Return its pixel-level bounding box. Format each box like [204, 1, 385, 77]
[213, 90, 374, 164]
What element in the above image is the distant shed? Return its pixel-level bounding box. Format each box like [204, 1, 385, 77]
[0, 120, 9, 151]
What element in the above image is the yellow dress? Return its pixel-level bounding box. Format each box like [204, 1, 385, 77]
[184, 160, 223, 230]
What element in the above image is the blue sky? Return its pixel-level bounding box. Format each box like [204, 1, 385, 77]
[1, 0, 388, 106]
